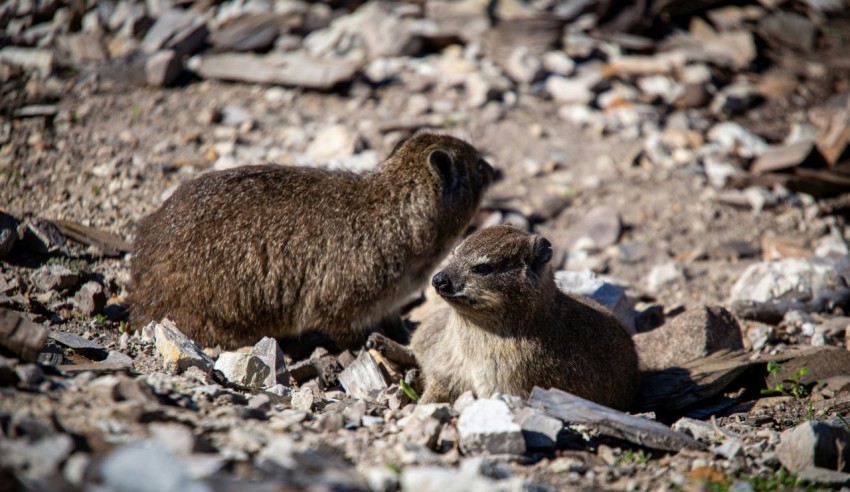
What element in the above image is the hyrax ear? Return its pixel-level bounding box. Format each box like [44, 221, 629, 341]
[429, 149, 454, 186]
[530, 236, 553, 271]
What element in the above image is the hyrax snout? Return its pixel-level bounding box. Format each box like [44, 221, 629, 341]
[411, 225, 639, 410]
[130, 132, 493, 349]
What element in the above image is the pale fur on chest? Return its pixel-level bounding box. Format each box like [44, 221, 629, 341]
[439, 312, 533, 398]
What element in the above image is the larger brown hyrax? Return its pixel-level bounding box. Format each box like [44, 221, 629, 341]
[130, 132, 494, 349]
[411, 225, 639, 410]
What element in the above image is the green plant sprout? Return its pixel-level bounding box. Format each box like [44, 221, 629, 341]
[399, 379, 419, 402]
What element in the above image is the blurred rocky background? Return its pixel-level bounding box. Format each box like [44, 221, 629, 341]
[2, 0, 850, 490]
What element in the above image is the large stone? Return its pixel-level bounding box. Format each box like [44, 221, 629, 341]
[513, 406, 563, 450]
[749, 141, 823, 174]
[251, 336, 290, 388]
[555, 270, 635, 334]
[98, 442, 211, 492]
[759, 12, 816, 53]
[153, 319, 214, 373]
[305, 125, 362, 163]
[338, 350, 389, 400]
[0, 212, 18, 257]
[214, 352, 271, 390]
[707, 122, 768, 159]
[209, 13, 285, 52]
[20, 220, 66, 254]
[32, 264, 78, 292]
[0, 309, 48, 362]
[145, 49, 182, 87]
[546, 75, 594, 105]
[74, 281, 107, 316]
[776, 420, 850, 473]
[530, 387, 703, 452]
[729, 257, 850, 305]
[57, 33, 108, 63]
[49, 330, 105, 355]
[0, 434, 74, 481]
[0, 47, 54, 77]
[188, 52, 360, 90]
[142, 8, 208, 56]
[634, 306, 743, 370]
[457, 399, 526, 455]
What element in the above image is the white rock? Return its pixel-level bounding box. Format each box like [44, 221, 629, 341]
[504, 46, 543, 84]
[702, 152, 744, 188]
[305, 125, 362, 163]
[729, 257, 850, 304]
[814, 227, 850, 259]
[558, 104, 604, 131]
[546, 75, 594, 105]
[542, 51, 575, 76]
[707, 122, 768, 159]
[637, 75, 683, 104]
[153, 319, 214, 373]
[291, 387, 314, 411]
[100, 442, 211, 492]
[646, 261, 685, 292]
[672, 417, 717, 442]
[214, 352, 270, 389]
[457, 399, 526, 455]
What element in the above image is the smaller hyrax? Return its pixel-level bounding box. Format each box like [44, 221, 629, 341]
[131, 133, 493, 349]
[411, 225, 639, 410]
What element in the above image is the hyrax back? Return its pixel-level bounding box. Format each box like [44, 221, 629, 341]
[131, 133, 493, 349]
[411, 225, 639, 410]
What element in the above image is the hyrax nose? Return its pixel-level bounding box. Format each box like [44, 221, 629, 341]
[432, 271, 452, 293]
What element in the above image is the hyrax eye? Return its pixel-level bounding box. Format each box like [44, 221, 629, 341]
[471, 263, 494, 275]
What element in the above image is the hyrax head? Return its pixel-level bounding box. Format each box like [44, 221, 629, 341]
[388, 133, 494, 208]
[432, 225, 554, 318]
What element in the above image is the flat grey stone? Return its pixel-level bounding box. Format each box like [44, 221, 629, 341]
[530, 387, 703, 452]
[188, 52, 360, 90]
[514, 406, 563, 450]
[49, 330, 104, 352]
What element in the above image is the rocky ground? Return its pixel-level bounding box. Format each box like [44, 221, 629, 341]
[2, 0, 850, 490]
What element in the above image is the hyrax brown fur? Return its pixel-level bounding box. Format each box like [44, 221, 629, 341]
[411, 225, 639, 410]
[130, 133, 493, 349]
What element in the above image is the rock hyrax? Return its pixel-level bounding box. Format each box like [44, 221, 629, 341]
[131, 133, 493, 349]
[411, 225, 639, 410]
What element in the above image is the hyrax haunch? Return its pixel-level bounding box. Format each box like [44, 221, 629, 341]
[130, 133, 493, 349]
[411, 225, 639, 410]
